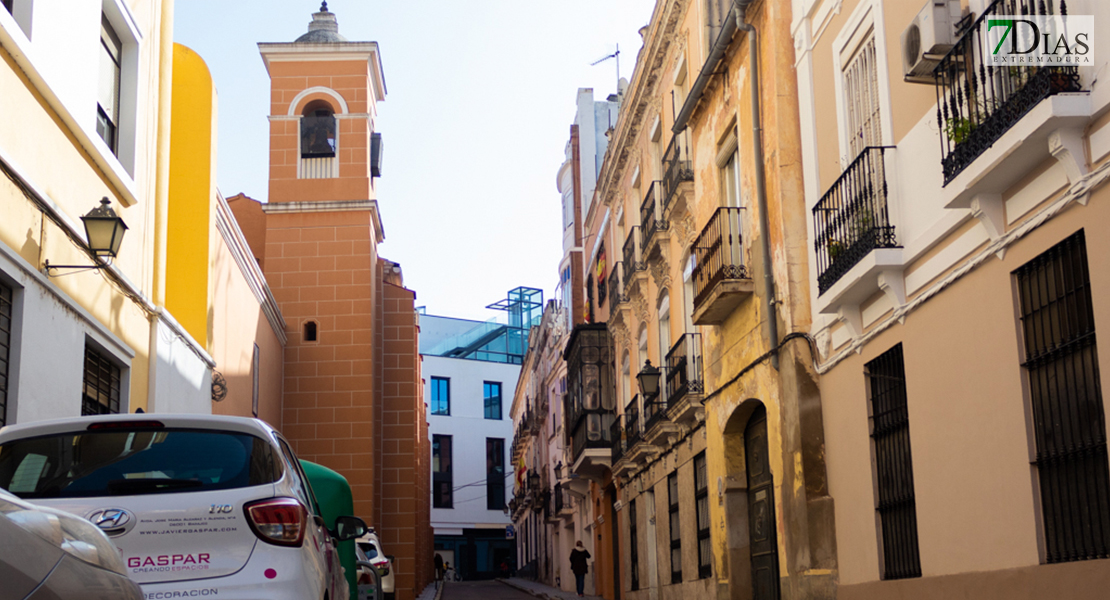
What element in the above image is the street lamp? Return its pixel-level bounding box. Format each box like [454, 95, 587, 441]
[46, 198, 129, 274]
[528, 470, 541, 491]
[637, 360, 662, 398]
[82, 197, 128, 257]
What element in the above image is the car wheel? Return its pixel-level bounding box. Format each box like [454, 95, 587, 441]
[385, 593, 395, 600]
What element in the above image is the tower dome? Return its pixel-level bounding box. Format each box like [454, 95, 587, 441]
[295, 2, 348, 43]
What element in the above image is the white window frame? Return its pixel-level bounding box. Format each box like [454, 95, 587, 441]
[831, 0, 894, 167]
[99, 0, 142, 177]
[2, 0, 32, 38]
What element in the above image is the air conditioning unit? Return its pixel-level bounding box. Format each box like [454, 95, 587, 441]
[901, 0, 962, 84]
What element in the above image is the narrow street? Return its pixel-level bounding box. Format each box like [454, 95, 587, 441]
[445, 581, 536, 600]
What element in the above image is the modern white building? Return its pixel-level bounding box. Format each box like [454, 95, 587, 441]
[422, 287, 542, 580]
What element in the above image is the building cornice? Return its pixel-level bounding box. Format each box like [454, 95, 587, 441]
[262, 199, 385, 243]
[257, 42, 387, 101]
[215, 192, 288, 346]
[596, 0, 689, 210]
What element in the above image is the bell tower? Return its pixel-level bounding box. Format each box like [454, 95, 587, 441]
[259, 1, 386, 203]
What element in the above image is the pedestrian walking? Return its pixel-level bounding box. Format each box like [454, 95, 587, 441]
[434, 553, 444, 582]
[569, 541, 591, 597]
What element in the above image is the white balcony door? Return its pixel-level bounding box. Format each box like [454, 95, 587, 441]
[843, 34, 882, 160]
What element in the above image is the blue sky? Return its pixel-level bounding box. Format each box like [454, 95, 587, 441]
[175, 1, 655, 321]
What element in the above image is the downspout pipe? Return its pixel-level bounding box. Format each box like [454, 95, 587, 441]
[733, 2, 779, 369]
[672, 8, 736, 134]
[673, 1, 779, 368]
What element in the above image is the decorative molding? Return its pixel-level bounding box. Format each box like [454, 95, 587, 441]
[286, 85, 350, 116]
[877, 269, 906, 315]
[1049, 128, 1089, 198]
[970, 193, 1006, 259]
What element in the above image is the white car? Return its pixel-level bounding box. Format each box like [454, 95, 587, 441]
[0, 414, 366, 600]
[356, 531, 395, 600]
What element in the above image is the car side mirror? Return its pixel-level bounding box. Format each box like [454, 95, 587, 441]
[333, 515, 368, 541]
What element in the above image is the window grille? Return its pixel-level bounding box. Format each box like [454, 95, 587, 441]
[843, 35, 882, 160]
[82, 345, 121, 416]
[629, 499, 639, 590]
[695, 452, 711, 578]
[668, 471, 682, 583]
[867, 344, 920, 579]
[1015, 230, 1110, 563]
[0, 281, 11, 426]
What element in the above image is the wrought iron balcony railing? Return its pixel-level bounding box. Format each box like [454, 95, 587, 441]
[665, 333, 704, 407]
[643, 391, 668, 430]
[640, 181, 668, 251]
[611, 417, 625, 463]
[623, 227, 645, 293]
[934, 0, 1083, 185]
[609, 261, 629, 306]
[624, 395, 642, 449]
[692, 207, 748, 308]
[813, 146, 898, 294]
[662, 133, 694, 210]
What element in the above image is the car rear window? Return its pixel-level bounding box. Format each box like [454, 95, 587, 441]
[0, 428, 280, 498]
[358, 542, 379, 559]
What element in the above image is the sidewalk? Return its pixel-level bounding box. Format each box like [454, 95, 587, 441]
[497, 577, 602, 600]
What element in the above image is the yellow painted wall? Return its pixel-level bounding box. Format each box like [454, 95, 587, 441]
[167, 44, 216, 345]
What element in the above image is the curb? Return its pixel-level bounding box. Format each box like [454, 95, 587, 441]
[434, 581, 446, 600]
[496, 578, 552, 600]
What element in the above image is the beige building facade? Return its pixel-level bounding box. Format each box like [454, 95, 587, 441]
[794, 0, 1110, 597]
[567, 2, 836, 600]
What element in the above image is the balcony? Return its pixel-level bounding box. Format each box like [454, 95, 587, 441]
[609, 261, 629, 306]
[813, 147, 899, 295]
[662, 133, 694, 215]
[692, 207, 753, 325]
[564, 324, 616, 480]
[622, 227, 646, 295]
[665, 333, 705, 425]
[553, 484, 575, 519]
[625, 396, 642, 449]
[640, 182, 669, 261]
[934, 0, 1084, 188]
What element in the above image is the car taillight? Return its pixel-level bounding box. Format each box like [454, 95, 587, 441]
[373, 558, 390, 575]
[245, 498, 307, 547]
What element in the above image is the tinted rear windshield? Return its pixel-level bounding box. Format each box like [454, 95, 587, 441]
[358, 542, 379, 559]
[0, 428, 280, 498]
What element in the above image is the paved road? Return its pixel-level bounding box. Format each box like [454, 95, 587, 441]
[446, 581, 536, 600]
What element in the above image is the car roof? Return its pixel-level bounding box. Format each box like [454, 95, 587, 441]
[0, 413, 278, 442]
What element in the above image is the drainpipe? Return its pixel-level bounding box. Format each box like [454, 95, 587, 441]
[148, 0, 175, 410]
[733, 1, 779, 369]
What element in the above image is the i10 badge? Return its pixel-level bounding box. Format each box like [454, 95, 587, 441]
[209, 504, 233, 514]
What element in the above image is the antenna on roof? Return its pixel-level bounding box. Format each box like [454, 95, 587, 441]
[590, 44, 620, 94]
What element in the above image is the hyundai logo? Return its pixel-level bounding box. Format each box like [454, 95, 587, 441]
[87, 508, 134, 536]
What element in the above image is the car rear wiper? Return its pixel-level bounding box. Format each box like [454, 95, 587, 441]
[106, 478, 203, 494]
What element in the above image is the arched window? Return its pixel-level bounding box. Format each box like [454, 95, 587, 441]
[300, 100, 337, 158]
